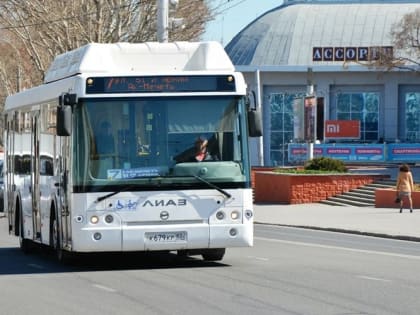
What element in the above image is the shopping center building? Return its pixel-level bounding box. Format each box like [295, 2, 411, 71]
[225, 0, 420, 166]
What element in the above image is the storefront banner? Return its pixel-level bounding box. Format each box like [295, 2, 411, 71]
[288, 143, 385, 163]
[387, 143, 420, 162]
[324, 120, 360, 139]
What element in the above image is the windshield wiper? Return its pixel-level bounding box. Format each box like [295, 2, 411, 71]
[94, 176, 164, 203]
[193, 175, 232, 199]
[95, 175, 231, 203]
[95, 184, 135, 203]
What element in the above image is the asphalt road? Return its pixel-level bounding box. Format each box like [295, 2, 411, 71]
[0, 217, 419, 315]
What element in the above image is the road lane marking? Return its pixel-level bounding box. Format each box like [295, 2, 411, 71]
[357, 275, 392, 282]
[92, 284, 117, 293]
[247, 255, 269, 261]
[255, 237, 420, 260]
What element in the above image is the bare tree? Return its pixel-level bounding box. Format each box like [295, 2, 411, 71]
[391, 8, 420, 65]
[391, 9, 420, 71]
[0, 0, 219, 144]
[364, 8, 420, 71]
[0, 0, 213, 80]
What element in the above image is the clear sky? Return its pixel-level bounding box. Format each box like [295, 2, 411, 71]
[202, 0, 284, 46]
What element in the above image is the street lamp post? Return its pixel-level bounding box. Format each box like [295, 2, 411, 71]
[157, 0, 169, 43]
[157, 0, 182, 43]
[305, 68, 316, 161]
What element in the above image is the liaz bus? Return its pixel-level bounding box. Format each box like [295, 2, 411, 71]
[4, 42, 262, 262]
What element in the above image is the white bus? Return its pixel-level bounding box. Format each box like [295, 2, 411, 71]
[4, 42, 261, 262]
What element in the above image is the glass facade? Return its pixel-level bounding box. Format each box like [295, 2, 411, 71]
[264, 85, 420, 165]
[333, 92, 379, 141]
[269, 92, 305, 166]
[404, 92, 420, 142]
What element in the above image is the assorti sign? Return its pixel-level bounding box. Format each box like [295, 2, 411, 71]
[312, 46, 393, 62]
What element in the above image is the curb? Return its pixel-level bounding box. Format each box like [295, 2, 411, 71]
[255, 222, 420, 243]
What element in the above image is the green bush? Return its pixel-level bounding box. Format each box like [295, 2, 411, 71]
[304, 157, 347, 173]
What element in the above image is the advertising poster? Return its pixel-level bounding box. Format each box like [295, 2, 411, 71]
[288, 143, 386, 163]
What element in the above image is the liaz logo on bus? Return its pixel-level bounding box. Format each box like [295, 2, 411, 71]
[142, 199, 187, 207]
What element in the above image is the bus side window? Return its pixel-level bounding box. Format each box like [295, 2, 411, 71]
[14, 155, 21, 174]
[22, 155, 31, 175]
[219, 132, 233, 161]
[207, 134, 220, 161]
[40, 156, 54, 176]
[45, 159, 53, 176]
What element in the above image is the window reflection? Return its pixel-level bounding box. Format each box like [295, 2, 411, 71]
[334, 92, 379, 141]
[77, 97, 244, 181]
[405, 92, 420, 142]
[269, 92, 305, 166]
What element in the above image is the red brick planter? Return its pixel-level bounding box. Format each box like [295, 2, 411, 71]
[254, 172, 388, 204]
[375, 188, 420, 208]
[251, 167, 275, 188]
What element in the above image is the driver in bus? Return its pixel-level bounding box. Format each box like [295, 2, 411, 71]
[194, 137, 211, 162]
[173, 135, 219, 163]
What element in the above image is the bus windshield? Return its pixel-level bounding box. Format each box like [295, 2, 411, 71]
[73, 96, 250, 190]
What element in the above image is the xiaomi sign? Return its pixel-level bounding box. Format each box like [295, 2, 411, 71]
[325, 120, 360, 139]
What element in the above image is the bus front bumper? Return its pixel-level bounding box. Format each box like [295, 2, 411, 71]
[71, 222, 253, 252]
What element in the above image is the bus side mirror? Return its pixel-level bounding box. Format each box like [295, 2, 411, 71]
[60, 93, 77, 106]
[57, 93, 76, 137]
[248, 109, 263, 137]
[246, 91, 262, 137]
[57, 105, 72, 137]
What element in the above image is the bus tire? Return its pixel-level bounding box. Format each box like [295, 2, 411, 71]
[201, 248, 225, 261]
[19, 209, 33, 254]
[50, 210, 71, 263]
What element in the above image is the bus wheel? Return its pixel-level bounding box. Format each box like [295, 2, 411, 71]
[50, 214, 69, 263]
[201, 248, 225, 261]
[19, 211, 33, 254]
[50, 215, 73, 264]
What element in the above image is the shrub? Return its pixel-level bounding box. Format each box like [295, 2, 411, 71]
[304, 157, 347, 173]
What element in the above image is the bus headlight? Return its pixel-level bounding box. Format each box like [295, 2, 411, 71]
[230, 211, 240, 220]
[90, 215, 99, 224]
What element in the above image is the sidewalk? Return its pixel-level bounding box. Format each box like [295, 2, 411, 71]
[252, 165, 420, 241]
[254, 203, 420, 241]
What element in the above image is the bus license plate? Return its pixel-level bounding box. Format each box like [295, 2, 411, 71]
[145, 231, 187, 242]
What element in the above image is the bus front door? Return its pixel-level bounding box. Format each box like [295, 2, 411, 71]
[5, 116, 15, 233]
[31, 112, 41, 240]
[58, 136, 71, 249]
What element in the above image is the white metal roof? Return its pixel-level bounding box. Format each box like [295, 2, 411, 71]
[226, 1, 420, 67]
[44, 41, 235, 83]
[6, 41, 244, 111]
